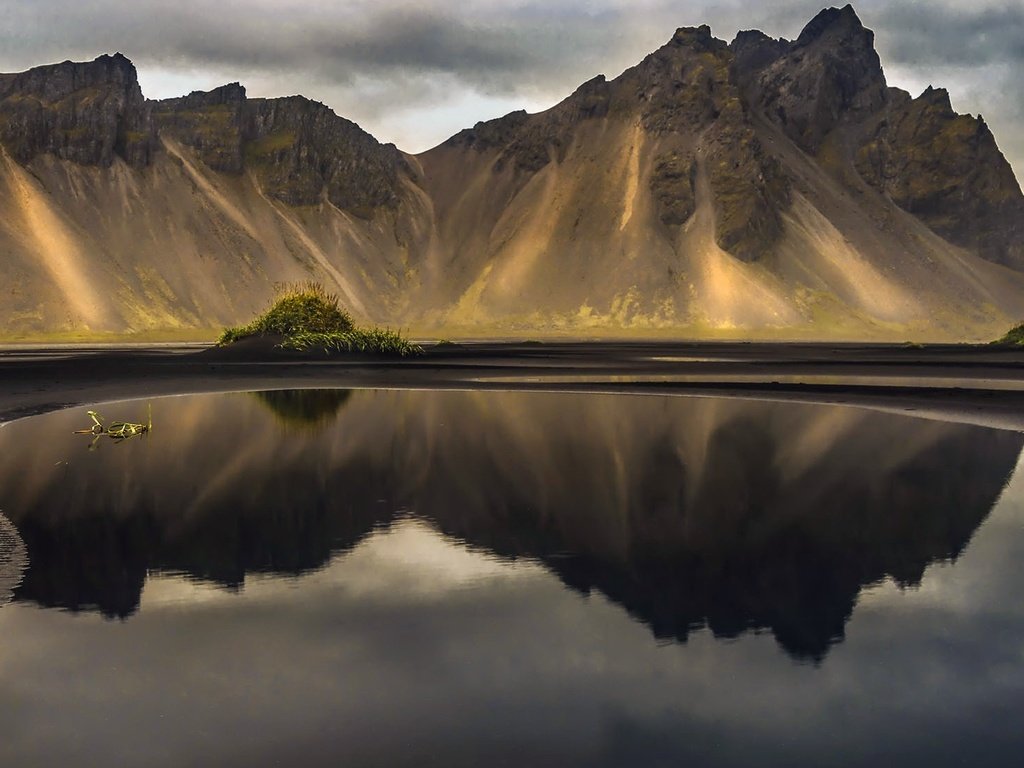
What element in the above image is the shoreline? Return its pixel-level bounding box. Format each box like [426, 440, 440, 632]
[3, 341, 1024, 432]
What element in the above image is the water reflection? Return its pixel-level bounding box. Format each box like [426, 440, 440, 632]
[0, 512, 28, 606]
[0, 390, 1019, 661]
[252, 388, 352, 430]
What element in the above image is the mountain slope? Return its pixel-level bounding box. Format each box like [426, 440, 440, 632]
[416, 7, 1024, 336]
[0, 59, 430, 334]
[1, 5, 1023, 340]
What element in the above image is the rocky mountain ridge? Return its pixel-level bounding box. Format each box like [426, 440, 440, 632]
[0, 53, 154, 168]
[151, 84, 407, 215]
[0, 56, 408, 217]
[1, 4, 1022, 339]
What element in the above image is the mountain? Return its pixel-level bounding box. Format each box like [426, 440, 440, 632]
[1, 5, 1023, 340]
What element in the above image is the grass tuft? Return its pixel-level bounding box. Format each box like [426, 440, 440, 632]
[218, 282, 420, 357]
[993, 322, 1024, 346]
[280, 329, 421, 357]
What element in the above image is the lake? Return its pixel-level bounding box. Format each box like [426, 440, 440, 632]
[1, 389, 1022, 767]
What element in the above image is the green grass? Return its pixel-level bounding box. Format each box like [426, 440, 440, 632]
[219, 282, 421, 357]
[219, 281, 353, 343]
[993, 322, 1024, 346]
[279, 329, 420, 356]
[244, 131, 298, 162]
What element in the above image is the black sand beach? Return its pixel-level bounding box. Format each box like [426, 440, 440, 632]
[3, 341, 1024, 431]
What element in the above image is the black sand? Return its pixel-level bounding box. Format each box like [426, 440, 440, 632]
[3, 341, 1024, 430]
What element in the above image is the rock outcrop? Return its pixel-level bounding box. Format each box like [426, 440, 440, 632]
[855, 86, 1024, 268]
[152, 84, 408, 215]
[149, 82, 247, 173]
[742, 5, 1024, 269]
[0, 57, 407, 218]
[0, 53, 154, 167]
[244, 97, 406, 214]
[445, 23, 789, 261]
[753, 5, 888, 153]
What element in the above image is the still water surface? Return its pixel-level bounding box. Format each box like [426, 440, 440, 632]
[1, 390, 1023, 766]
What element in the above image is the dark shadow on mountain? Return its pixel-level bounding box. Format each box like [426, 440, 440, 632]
[1, 390, 1020, 660]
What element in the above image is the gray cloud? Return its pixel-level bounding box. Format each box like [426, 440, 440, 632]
[0, 0, 1022, 174]
[874, 2, 1024, 67]
[868, 1, 1024, 179]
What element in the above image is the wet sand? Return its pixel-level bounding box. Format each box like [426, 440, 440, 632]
[3, 341, 1024, 431]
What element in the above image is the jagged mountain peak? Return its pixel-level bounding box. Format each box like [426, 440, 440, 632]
[99, 51, 134, 69]
[791, 3, 883, 84]
[796, 4, 868, 46]
[731, 29, 784, 47]
[669, 24, 725, 52]
[0, 51, 141, 101]
[918, 85, 954, 112]
[730, 29, 789, 77]
[754, 5, 886, 153]
[0, 50, 152, 168]
[153, 81, 246, 112]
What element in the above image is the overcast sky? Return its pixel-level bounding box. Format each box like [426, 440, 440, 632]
[1, 0, 1022, 178]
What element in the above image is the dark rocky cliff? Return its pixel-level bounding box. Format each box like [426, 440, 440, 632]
[0, 55, 407, 218]
[152, 87, 408, 215]
[855, 86, 1024, 268]
[0, 53, 154, 167]
[437, 7, 1024, 268]
[741, 4, 1024, 269]
[444, 24, 789, 262]
[149, 82, 248, 173]
[752, 5, 887, 153]
[626, 25, 790, 261]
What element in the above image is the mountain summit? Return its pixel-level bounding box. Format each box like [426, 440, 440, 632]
[1, 5, 1022, 339]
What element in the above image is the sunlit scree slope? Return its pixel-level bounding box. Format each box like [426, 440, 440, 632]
[1, 4, 1023, 339]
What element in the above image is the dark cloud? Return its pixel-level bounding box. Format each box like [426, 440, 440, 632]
[0, 2, 626, 93]
[874, 2, 1024, 67]
[0, 1, 1022, 174]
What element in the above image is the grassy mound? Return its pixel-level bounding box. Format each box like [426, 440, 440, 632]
[993, 322, 1024, 346]
[219, 282, 421, 357]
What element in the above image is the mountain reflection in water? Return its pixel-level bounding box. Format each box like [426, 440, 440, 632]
[0, 389, 1018, 662]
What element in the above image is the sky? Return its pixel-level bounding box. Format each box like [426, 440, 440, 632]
[1, 0, 1022, 178]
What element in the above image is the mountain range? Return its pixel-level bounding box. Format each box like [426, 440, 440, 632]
[1, 4, 1023, 340]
